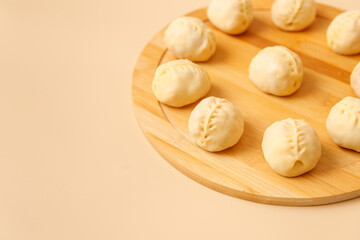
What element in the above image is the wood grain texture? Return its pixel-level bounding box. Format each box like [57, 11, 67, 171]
[132, 1, 360, 206]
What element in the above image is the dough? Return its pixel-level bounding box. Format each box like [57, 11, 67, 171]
[152, 59, 211, 107]
[164, 17, 216, 62]
[351, 62, 360, 97]
[207, 0, 253, 35]
[249, 46, 303, 96]
[327, 11, 360, 55]
[262, 118, 321, 177]
[188, 96, 244, 152]
[271, 0, 316, 31]
[326, 97, 360, 152]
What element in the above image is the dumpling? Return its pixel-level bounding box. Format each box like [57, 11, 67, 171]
[249, 46, 303, 96]
[262, 118, 321, 177]
[351, 62, 360, 97]
[326, 97, 360, 152]
[152, 59, 211, 107]
[271, 0, 317, 31]
[327, 11, 360, 55]
[164, 17, 216, 62]
[207, 0, 253, 35]
[188, 96, 244, 152]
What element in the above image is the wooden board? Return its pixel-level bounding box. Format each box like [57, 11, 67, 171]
[132, 0, 360, 206]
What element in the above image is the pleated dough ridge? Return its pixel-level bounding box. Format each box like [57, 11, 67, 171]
[262, 118, 321, 177]
[188, 97, 244, 152]
[152, 59, 211, 107]
[207, 0, 253, 34]
[326, 97, 360, 152]
[327, 11, 360, 55]
[164, 17, 216, 61]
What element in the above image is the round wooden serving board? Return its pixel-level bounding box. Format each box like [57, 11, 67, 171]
[132, 0, 360, 206]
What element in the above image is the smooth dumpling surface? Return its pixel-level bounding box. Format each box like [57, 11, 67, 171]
[152, 59, 211, 107]
[188, 97, 244, 152]
[327, 11, 360, 55]
[164, 17, 216, 62]
[249, 46, 303, 96]
[207, 0, 253, 35]
[326, 97, 360, 152]
[271, 0, 316, 31]
[351, 62, 360, 97]
[262, 118, 321, 177]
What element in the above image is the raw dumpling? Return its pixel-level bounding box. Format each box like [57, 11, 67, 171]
[207, 0, 253, 35]
[164, 17, 216, 62]
[271, 0, 316, 31]
[327, 11, 360, 55]
[262, 118, 321, 177]
[152, 59, 211, 107]
[188, 97, 244, 152]
[249, 46, 303, 96]
[326, 97, 360, 152]
[351, 62, 360, 97]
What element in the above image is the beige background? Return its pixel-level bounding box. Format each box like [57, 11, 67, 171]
[0, 0, 359, 239]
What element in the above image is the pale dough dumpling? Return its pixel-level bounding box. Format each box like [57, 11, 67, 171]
[249, 46, 303, 96]
[207, 0, 253, 35]
[262, 118, 321, 177]
[188, 97, 244, 152]
[351, 62, 360, 97]
[164, 17, 216, 62]
[271, 0, 316, 31]
[326, 97, 360, 152]
[152, 59, 211, 107]
[327, 11, 360, 55]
